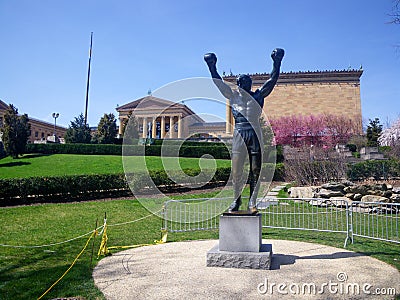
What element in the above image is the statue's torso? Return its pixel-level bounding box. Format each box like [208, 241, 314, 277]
[231, 89, 264, 126]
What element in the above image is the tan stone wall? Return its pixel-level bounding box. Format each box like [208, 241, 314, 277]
[255, 82, 362, 131]
[225, 70, 363, 133]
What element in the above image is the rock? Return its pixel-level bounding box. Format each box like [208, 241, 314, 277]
[347, 184, 369, 195]
[386, 184, 393, 190]
[267, 191, 279, 196]
[367, 190, 383, 196]
[353, 193, 363, 201]
[392, 187, 400, 194]
[369, 206, 399, 214]
[309, 199, 331, 207]
[390, 194, 400, 203]
[382, 190, 392, 198]
[288, 187, 317, 199]
[321, 182, 345, 191]
[330, 196, 352, 207]
[340, 180, 355, 187]
[361, 195, 390, 203]
[317, 188, 344, 198]
[372, 183, 388, 191]
[345, 193, 355, 200]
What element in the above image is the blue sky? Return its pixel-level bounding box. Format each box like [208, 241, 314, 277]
[0, 0, 399, 128]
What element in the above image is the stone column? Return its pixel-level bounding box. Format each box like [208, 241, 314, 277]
[177, 115, 182, 139]
[170, 116, 175, 138]
[225, 100, 232, 134]
[142, 117, 147, 138]
[119, 117, 125, 136]
[230, 109, 234, 133]
[152, 117, 157, 139]
[161, 116, 166, 138]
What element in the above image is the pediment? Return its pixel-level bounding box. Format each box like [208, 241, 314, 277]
[117, 96, 184, 111]
[0, 99, 9, 111]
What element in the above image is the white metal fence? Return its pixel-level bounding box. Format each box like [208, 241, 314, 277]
[162, 198, 400, 247]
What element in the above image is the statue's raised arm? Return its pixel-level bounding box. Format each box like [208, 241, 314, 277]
[204, 53, 233, 99]
[259, 48, 285, 99]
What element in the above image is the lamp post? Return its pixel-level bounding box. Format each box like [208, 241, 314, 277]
[52, 113, 59, 138]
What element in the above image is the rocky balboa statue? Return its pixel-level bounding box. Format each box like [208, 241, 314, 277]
[204, 48, 284, 213]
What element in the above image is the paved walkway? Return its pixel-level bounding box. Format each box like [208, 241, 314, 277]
[93, 239, 400, 299]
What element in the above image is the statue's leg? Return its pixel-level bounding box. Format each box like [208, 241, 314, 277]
[229, 130, 246, 212]
[230, 151, 246, 212]
[248, 151, 261, 213]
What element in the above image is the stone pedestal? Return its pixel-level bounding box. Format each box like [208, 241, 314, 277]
[207, 213, 272, 270]
[219, 214, 262, 252]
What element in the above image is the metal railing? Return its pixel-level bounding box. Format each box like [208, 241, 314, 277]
[350, 201, 399, 244]
[162, 197, 400, 247]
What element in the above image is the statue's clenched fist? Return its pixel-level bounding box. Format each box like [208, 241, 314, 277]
[204, 52, 217, 67]
[271, 48, 285, 63]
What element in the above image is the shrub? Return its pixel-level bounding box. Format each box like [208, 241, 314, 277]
[0, 167, 233, 206]
[347, 159, 400, 181]
[26, 143, 231, 159]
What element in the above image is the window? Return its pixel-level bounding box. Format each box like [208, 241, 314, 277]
[35, 131, 39, 137]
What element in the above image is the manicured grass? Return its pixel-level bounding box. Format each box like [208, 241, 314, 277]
[0, 154, 231, 179]
[1, 194, 399, 300]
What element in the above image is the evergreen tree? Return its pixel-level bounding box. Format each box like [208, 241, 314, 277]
[65, 113, 92, 144]
[121, 112, 139, 142]
[2, 104, 31, 158]
[96, 113, 118, 144]
[366, 118, 383, 147]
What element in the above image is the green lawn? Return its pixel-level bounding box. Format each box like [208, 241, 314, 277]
[0, 154, 231, 179]
[0, 195, 399, 300]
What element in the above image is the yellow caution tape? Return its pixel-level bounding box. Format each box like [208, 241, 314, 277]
[97, 229, 168, 257]
[37, 230, 97, 300]
[97, 223, 109, 257]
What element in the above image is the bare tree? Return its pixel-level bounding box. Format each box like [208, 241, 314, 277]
[389, 0, 400, 24]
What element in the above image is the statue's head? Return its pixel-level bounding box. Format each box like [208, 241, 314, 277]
[236, 74, 252, 92]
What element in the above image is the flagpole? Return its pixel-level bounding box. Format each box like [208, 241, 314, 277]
[84, 32, 93, 126]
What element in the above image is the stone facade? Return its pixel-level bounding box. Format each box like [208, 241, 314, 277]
[0, 100, 67, 143]
[224, 69, 363, 133]
[116, 96, 205, 139]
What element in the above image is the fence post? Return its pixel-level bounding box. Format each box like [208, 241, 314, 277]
[162, 202, 168, 232]
[344, 203, 354, 247]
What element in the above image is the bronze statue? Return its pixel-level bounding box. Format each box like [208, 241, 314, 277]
[204, 48, 284, 213]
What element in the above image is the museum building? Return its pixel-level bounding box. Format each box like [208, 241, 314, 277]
[117, 69, 363, 139]
[0, 100, 67, 143]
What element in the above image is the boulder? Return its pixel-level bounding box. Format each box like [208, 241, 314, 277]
[347, 184, 369, 195]
[361, 195, 390, 203]
[367, 190, 383, 196]
[321, 182, 345, 191]
[382, 190, 393, 198]
[330, 196, 352, 207]
[372, 183, 388, 191]
[309, 199, 331, 207]
[288, 187, 317, 199]
[353, 193, 363, 201]
[390, 194, 400, 203]
[392, 187, 400, 194]
[317, 188, 344, 198]
[345, 193, 355, 200]
[340, 180, 355, 187]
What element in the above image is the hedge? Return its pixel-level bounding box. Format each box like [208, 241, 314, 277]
[25, 143, 231, 159]
[0, 167, 233, 206]
[347, 159, 400, 181]
[0, 162, 290, 206]
[26, 143, 122, 155]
